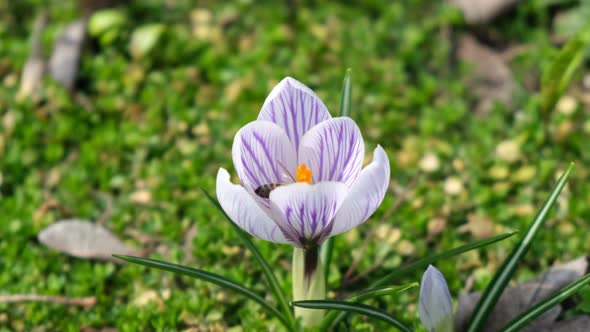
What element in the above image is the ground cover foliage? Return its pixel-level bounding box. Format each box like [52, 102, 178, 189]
[1, 0, 590, 330]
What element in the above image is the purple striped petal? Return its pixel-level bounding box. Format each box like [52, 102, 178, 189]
[298, 117, 364, 188]
[268, 182, 348, 246]
[419, 265, 454, 332]
[330, 145, 390, 237]
[232, 120, 297, 192]
[258, 77, 331, 150]
[216, 168, 292, 244]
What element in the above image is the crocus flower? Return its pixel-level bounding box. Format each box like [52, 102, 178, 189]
[419, 265, 454, 332]
[216, 77, 390, 249]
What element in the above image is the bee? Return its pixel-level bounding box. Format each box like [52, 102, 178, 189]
[255, 183, 283, 199]
[254, 162, 296, 199]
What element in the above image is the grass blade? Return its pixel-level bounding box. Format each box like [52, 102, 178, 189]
[371, 232, 517, 288]
[540, 24, 590, 117]
[201, 189, 295, 327]
[339, 68, 352, 117]
[467, 163, 574, 332]
[114, 255, 292, 330]
[348, 283, 418, 302]
[293, 299, 411, 332]
[324, 283, 418, 330]
[322, 68, 353, 286]
[500, 273, 590, 332]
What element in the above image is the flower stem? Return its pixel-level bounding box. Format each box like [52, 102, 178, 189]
[293, 246, 326, 328]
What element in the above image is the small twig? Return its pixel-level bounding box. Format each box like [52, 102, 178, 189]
[0, 294, 96, 308]
[94, 191, 114, 225]
[380, 177, 418, 223]
[182, 224, 198, 264]
[342, 229, 374, 284]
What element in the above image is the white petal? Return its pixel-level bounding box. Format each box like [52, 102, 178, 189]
[419, 265, 453, 332]
[268, 182, 348, 245]
[298, 117, 365, 188]
[232, 120, 297, 192]
[216, 168, 291, 244]
[330, 145, 390, 237]
[258, 77, 332, 150]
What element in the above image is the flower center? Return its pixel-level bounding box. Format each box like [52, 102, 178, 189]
[296, 163, 312, 184]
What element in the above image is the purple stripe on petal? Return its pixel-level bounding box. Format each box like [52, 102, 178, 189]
[330, 146, 390, 237]
[216, 168, 292, 244]
[253, 131, 281, 180]
[232, 121, 297, 192]
[258, 77, 331, 150]
[268, 182, 348, 245]
[298, 117, 365, 188]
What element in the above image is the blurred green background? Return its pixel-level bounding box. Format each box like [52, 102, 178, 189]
[1, 0, 589, 331]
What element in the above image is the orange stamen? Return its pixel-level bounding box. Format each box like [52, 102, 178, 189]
[296, 163, 313, 184]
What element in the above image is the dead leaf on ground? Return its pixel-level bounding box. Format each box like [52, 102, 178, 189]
[539, 315, 590, 332]
[455, 256, 589, 331]
[38, 219, 142, 263]
[49, 19, 87, 90]
[450, 0, 519, 24]
[458, 35, 516, 114]
[17, 10, 48, 100]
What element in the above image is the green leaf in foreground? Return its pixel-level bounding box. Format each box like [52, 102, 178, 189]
[371, 232, 517, 288]
[540, 24, 590, 116]
[467, 163, 574, 332]
[323, 283, 418, 330]
[201, 189, 295, 327]
[114, 255, 293, 330]
[293, 300, 411, 332]
[500, 273, 590, 332]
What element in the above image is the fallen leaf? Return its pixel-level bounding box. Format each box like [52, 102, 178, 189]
[458, 35, 516, 114]
[133, 289, 164, 310]
[38, 219, 141, 263]
[130, 190, 152, 205]
[458, 214, 495, 239]
[455, 256, 589, 331]
[540, 315, 590, 332]
[495, 139, 521, 163]
[17, 11, 48, 100]
[450, 0, 519, 24]
[444, 177, 464, 196]
[49, 19, 87, 90]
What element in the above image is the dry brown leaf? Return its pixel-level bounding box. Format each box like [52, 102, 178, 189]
[539, 315, 590, 332]
[17, 10, 48, 100]
[38, 219, 141, 263]
[455, 256, 589, 331]
[450, 0, 519, 24]
[49, 19, 87, 90]
[458, 35, 516, 114]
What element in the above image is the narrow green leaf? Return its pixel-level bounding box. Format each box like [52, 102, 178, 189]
[114, 255, 293, 330]
[467, 163, 574, 332]
[324, 283, 418, 330]
[349, 283, 419, 302]
[201, 189, 295, 327]
[500, 273, 590, 332]
[322, 68, 353, 286]
[293, 300, 411, 332]
[339, 68, 352, 117]
[372, 232, 517, 288]
[540, 24, 590, 116]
